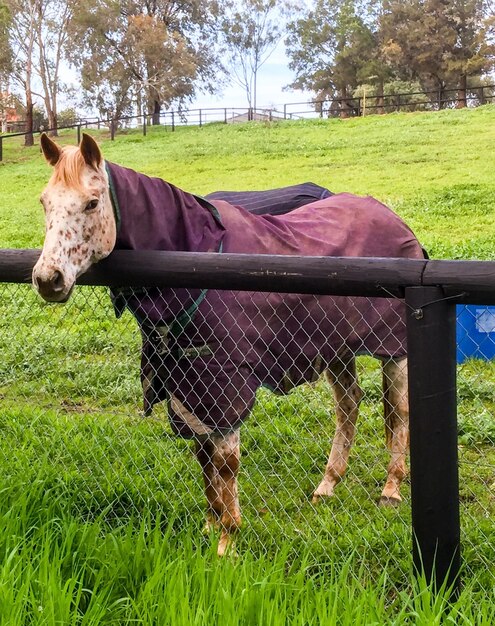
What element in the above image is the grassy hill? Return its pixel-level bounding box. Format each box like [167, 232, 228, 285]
[1, 105, 495, 257]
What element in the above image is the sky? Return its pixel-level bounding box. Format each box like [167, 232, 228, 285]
[190, 42, 314, 111]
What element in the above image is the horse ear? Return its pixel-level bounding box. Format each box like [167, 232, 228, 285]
[40, 133, 61, 166]
[80, 133, 102, 169]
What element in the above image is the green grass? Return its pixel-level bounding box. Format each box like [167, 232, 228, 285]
[0, 490, 489, 626]
[1, 107, 495, 622]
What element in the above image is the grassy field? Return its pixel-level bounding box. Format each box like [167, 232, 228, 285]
[1, 107, 495, 623]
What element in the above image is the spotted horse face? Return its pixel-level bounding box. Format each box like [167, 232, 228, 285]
[32, 133, 117, 302]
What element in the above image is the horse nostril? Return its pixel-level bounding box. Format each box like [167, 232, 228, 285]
[50, 270, 64, 292]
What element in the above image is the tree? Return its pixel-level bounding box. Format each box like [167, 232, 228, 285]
[2, 1, 74, 138]
[34, 0, 74, 134]
[0, 2, 14, 132]
[380, 0, 494, 107]
[0, 2, 12, 80]
[444, 0, 495, 106]
[285, 0, 377, 116]
[70, 0, 221, 124]
[4, 0, 37, 145]
[221, 0, 288, 113]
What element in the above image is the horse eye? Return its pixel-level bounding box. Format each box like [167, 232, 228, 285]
[85, 199, 98, 212]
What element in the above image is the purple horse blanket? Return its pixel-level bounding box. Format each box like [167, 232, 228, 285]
[205, 182, 333, 215]
[107, 162, 424, 438]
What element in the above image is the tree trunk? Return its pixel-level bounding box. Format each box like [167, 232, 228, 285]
[339, 86, 349, 119]
[48, 110, 58, 136]
[437, 81, 446, 110]
[35, 1, 71, 138]
[377, 80, 384, 115]
[152, 99, 161, 125]
[24, 95, 34, 146]
[23, 0, 35, 146]
[45, 96, 57, 136]
[456, 74, 467, 109]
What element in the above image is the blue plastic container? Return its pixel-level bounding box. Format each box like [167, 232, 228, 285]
[456, 305, 495, 364]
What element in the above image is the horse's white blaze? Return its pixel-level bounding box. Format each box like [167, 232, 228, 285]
[33, 136, 116, 302]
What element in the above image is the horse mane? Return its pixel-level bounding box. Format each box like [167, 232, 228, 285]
[51, 146, 88, 190]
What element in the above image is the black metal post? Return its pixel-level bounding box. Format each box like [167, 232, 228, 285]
[0, 137, 3, 162]
[143, 113, 147, 136]
[76, 124, 81, 145]
[110, 119, 115, 141]
[171, 111, 175, 132]
[405, 286, 460, 596]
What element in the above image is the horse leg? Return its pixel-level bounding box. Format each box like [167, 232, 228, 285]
[380, 357, 409, 506]
[194, 430, 241, 556]
[195, 437, 223, 533]
[312, 357, 363, 503]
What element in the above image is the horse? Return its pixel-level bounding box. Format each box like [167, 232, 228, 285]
[33, 133, 425, 556]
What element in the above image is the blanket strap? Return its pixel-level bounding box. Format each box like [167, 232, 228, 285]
[105, 162, 121, 232]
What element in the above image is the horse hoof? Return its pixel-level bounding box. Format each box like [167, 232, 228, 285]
[217, 535, 238, 558]
[312, 491, 335, 504]
[203, 517, 220, 535]
[378, 496, 401, 508]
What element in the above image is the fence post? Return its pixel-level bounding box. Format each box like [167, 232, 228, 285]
[143, 113, 147, 136]
[110, 119, 115, 141]
[0, 136, 2, 162]
[405, 286, 460, 597]
[171, 111, 175, 132]
[224, 108, 227, 124]
[77, 124, 81, 145]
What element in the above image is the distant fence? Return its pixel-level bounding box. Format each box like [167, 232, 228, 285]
[3, 248, 495, 594]
[1, 84, 494, 162]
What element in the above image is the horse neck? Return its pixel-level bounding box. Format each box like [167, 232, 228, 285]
[105, 161, 224, 253]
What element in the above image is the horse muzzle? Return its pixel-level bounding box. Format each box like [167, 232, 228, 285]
[32, 269, 74, 303]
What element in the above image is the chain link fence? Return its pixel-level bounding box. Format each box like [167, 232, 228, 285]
[1, 280, 495, 587]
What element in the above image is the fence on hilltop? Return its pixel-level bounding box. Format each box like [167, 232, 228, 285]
[1, 84, 494, 162]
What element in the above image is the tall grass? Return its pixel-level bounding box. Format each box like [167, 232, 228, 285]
[0, 488, 492, 625]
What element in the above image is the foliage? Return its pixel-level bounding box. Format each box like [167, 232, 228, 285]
[286, 0, 376, 104]
[353, 80, 432, 113]
[0, 1, 12, 81]
[286, 0, 495, 112]
[57, 107, 79, 127]
[69, 0, 221, 122]
[380, 0, 494, 102]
